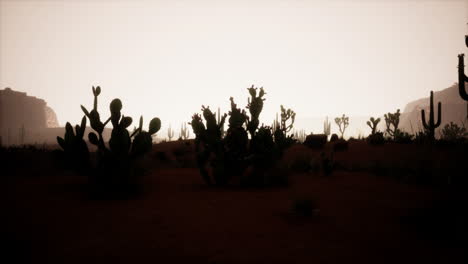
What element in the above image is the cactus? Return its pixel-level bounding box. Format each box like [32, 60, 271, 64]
[57, 116, 90, 171]
[272, 113, 280, 134]
[294, 129, 306, 143]
[190, 105, 227, 185]
[458, 54, 468, 119]
[246, 85, 266, 138]
[279, 105, 295, 133]
[334, 114, 349, 139]
[19, 124, 25, 145]
[180, 123, 190, 140]
[323, 117, 331, 136]
[273, 105, 296, 154]
[167, 125, 175, 141]
[384, 109, 401, 140]
[366, 117, 381, 135]
[421, 91, 442, 141]
[217, 107, 225, 138]
[59, 86, 160, 196]
[190, 85, 294, 187]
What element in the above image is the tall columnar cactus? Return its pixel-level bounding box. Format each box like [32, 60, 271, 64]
[323, 117, 331, 136]
[458, 54, 468, 119]
[272, 113, 279, 133]
[180, 122, 190, 140]
[366, 117, 381, 135]
[19, 124, 25, 145]
[334, 114, 349, 139]
[217, 107, 225, 138]
[167, 125, 174, 141]
[421, 91, 442, 141]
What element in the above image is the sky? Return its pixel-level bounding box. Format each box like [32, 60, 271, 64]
[0, 0, 467, 136]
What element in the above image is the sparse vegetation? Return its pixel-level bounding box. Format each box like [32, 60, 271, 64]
[334, 114, 349, 138]
[190, 85, 295, 187]
[440, 122, 467, 141]
[58, 86, 161, 197]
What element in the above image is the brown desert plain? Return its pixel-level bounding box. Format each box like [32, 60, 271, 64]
[1, 139, 467, 264]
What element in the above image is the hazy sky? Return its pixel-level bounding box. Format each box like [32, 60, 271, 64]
[1, 0, 467, 134]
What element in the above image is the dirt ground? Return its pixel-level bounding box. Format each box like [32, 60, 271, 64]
[1, 141, 467, 264]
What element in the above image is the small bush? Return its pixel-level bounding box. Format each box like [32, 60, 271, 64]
[440, 122, 467, 141]
[394, 130, 414, 144]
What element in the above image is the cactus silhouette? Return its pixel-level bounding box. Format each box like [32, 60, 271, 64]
[384, 110, 401, 140]
[246, 85, 266, 138]
[366, 117, 381, 135]
[323, 117, 331, 136]
[190, 85, 294, 187]
[57, 116, 90, 171]
[216, 107, 225, 138]
[19, 124, 25, 145]
[334, 114, 349, 138]
[180, 122, 190, 140]
[421, 91, 442, 141]
[64, 86, 161, 196]
[458, 54, 468, 119]
[167, 125, 175, 141]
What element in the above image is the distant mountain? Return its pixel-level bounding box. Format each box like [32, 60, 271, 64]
[399, 82, 467, 135]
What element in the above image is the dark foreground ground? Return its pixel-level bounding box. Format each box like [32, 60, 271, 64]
[1, 141, 467, 264]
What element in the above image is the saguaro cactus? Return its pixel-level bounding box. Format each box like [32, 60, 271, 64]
[167, 125, 174, 141]
[323, 117, 331, 136]
[421, 91, 442, 140]
[458, 54, 468, 119]
[180, 122, 190, 140]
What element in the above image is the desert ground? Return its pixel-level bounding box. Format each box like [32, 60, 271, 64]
[1, 140, 467, 264]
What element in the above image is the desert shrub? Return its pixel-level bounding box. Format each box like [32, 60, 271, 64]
[440, 122, 467, 141]
[366, 132, 385, 145]
[57, 86, 161, 198]
[414, 130, 432, 145]
[190, 86, 296, 187]
[394, 130, 414, 144]
[292, 198, 319, 217]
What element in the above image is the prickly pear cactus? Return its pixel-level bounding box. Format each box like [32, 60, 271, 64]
[60, 86, 161, 197]
[57, 116, 90, 171]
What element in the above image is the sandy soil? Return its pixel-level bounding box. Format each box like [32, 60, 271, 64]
[1, 142, 467, 264]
